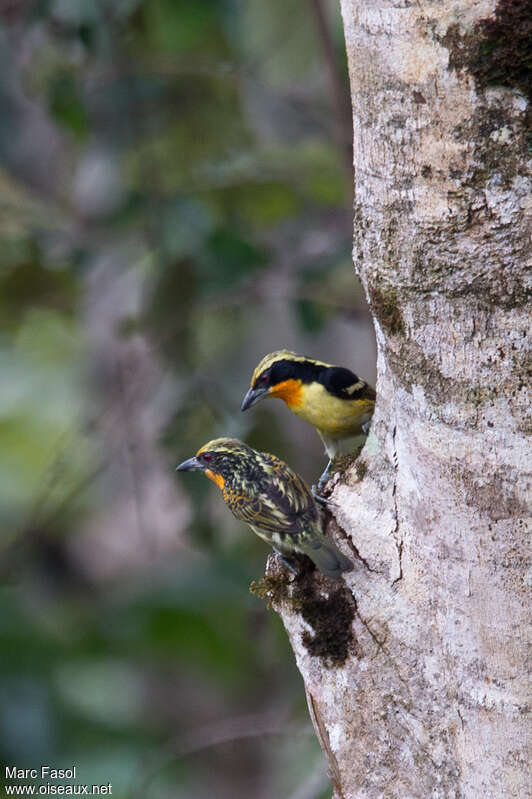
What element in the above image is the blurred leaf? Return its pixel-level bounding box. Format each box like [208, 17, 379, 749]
[0, 310, 91, 532]
[299, 141, 348, 206]
[241, 0, 316, 85]
[159, 197, 216, 258]
[50, 0, 101, 27]
[125, 81, 251, 193]
[143, 0, 224, 56]
[306, 170, 345, 205]
[0, 254, 78, 331]
[138, 603, 254, 684]
[15, 307, 82, 366]
[201, 228, 267, 293]
[0, 677, 56, 761]
[55, 659, 144, 726]
[219, 181, 300, 227]
[48, 73, 88, 138]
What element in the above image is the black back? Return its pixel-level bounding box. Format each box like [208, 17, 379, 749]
[265, 359, 373, 401]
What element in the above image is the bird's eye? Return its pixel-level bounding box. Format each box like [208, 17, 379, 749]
[259, 373, 269, 385]
[202, 453, 212, 463]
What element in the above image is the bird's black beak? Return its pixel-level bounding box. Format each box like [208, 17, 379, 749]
[241, 386, 268, 411]
[176, 456, 203, 472]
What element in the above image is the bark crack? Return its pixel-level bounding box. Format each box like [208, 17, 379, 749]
[344, 534, 380, 574]
[391, 424, 404, 586]
[327, 507, 380, 574]
[351, 604, 411, 683]
[355, 610, 386, 657]
[305, 688, 345, 799]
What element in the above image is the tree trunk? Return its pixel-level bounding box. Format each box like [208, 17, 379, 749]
[268, 2, 531, 796]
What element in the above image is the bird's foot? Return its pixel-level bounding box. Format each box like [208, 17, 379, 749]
[273, 548, 299, 575]
[362, 420, 371, 435]
[319, 459, 332, 488]
[311, 460, 338, 507]
[311, 485, 338, 507]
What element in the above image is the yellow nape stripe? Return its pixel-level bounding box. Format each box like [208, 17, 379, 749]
[197, 437, 240, 456]
[251, 350, 331, 385]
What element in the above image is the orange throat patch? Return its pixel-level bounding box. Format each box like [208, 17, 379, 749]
[205, 469, 225, 490]
[269, 379, 303, 408]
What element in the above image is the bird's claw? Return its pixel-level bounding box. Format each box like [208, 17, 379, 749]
[311, 484, 338, 507]
[273, 548, 299, 575]
[319, 459, 332, 486]
[311, 459, 338, 507]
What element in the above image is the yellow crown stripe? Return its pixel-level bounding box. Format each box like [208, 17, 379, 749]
[251, 351, 331, 385]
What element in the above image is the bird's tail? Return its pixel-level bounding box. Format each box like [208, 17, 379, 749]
[300, 535, 353, 579]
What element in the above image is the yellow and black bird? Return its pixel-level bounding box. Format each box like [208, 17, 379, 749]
[176, 437, 353, 579]
[241, 350, 376, 487]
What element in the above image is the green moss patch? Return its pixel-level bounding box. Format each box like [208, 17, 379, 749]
[251, 556, 356, 666]
[295, 583, 356, 666]
[354, 458, 368, 481]
[368, 285, 404, 336]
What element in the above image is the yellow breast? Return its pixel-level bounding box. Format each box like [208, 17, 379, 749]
[293, 382, 374, 438]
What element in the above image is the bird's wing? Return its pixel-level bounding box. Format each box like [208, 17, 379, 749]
[321, 367, 376, 401]
[226, 453, 318, 538]
[261, 453, 314, 514]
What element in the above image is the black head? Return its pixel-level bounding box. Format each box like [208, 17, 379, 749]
[241, 350, 327, 411]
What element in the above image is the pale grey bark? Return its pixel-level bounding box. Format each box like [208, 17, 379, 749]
[268, 2, 531, 796]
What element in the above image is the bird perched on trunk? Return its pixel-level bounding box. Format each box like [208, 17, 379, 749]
[176, 437, 353, 579]
[241, 350, 376, 489]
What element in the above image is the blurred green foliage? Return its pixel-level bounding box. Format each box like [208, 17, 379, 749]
[0, 0, 374, 797]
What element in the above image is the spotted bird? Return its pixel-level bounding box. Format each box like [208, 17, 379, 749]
[176, 438, 353, 579]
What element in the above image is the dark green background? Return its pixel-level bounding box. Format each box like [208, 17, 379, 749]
[0, 1, 375, 796]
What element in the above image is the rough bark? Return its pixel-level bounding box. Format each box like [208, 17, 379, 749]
[267, 2, 531, 797]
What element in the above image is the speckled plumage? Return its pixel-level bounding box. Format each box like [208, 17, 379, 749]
[179, 438, 353, 578]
